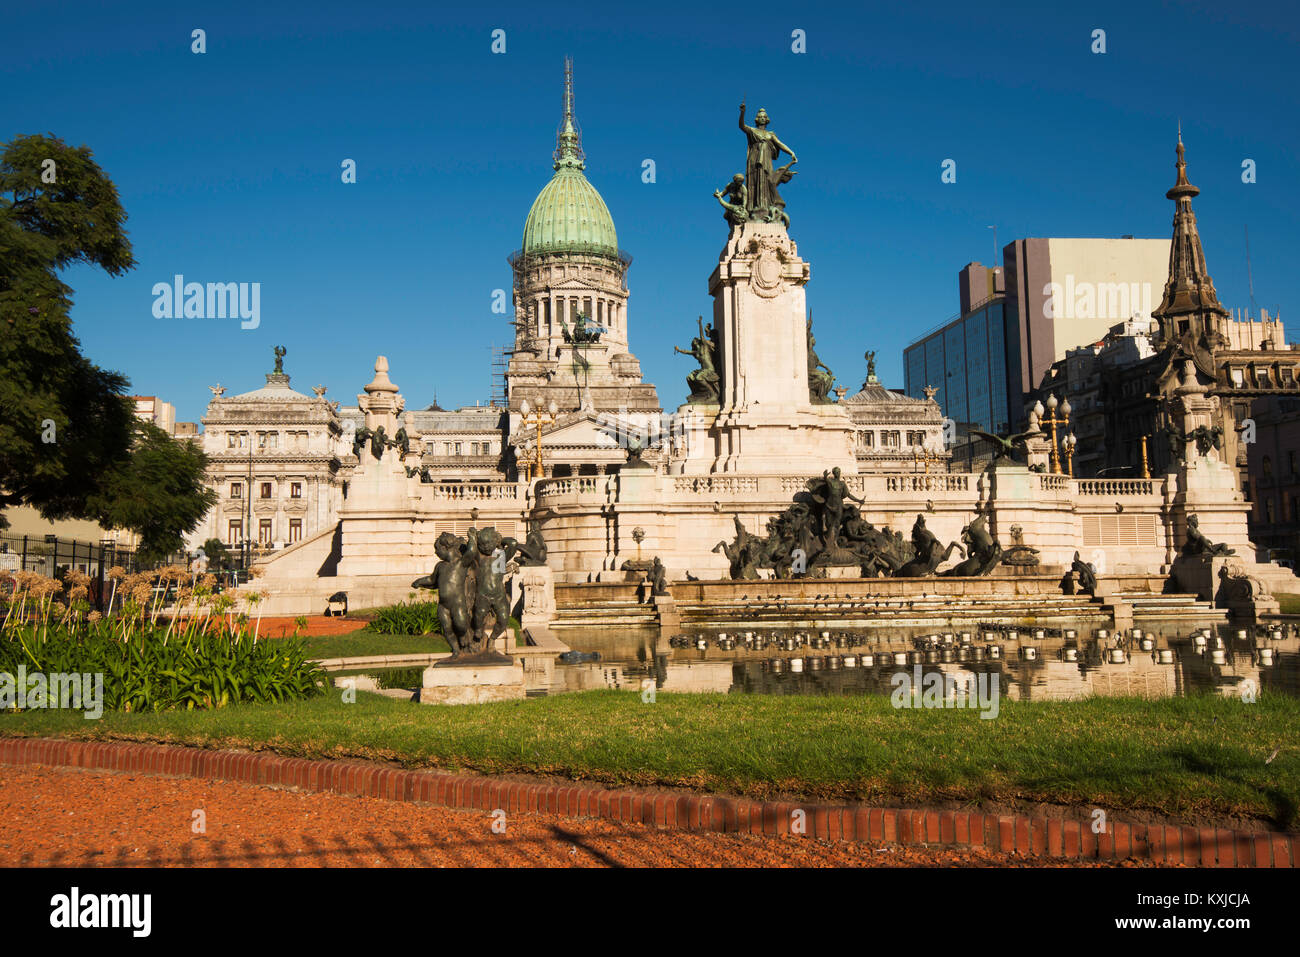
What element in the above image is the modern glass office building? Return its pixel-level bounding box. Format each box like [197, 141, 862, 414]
[904, 297, 1023, 436]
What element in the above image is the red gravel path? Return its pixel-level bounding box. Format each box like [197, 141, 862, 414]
[0, 765, 1143, 868]
[254, 615, 368, 639]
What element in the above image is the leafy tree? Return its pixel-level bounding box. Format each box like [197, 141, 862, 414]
[87, 422, 218, 565]
[1, 134, 217, 558]
[201, 537, 228, 571]
[0, 133, 137, 527]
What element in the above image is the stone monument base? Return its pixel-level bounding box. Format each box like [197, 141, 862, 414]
[420, 658, 525, 706]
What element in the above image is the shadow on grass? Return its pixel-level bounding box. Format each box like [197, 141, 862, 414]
[1168, 747, 1298, 831]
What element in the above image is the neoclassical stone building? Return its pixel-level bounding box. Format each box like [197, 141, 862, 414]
[189, 366, 347, 554]
[843, 371, 950, 473]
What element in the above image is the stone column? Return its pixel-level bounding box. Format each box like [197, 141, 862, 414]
[685, 222, 856, 474]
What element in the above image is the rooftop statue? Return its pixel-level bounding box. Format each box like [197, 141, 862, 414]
[562, 312, 602, 344]
[806, 318, 834, 404]
[1186, 424, 1223, 457]
[736, 102, 798, 225]
[967, 426, 1038, 463]
[713, 174, 749, 225]
[674, 316, 721, 403]
[273, 345, 286, 374]
[1181, 514, 1235, 558]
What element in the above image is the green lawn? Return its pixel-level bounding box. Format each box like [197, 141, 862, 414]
[287, 628, 451, 661]
[285, 625, 521, 661]
[3, 690, 1297, 829]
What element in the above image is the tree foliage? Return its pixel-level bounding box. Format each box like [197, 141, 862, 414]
[87, 422, 218, 564]
[0, 133, 137, 526]
[1, 134, 216, 557]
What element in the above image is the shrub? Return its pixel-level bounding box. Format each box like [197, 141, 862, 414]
[369, 600, 442, 636]
[0, 569, 326, 712]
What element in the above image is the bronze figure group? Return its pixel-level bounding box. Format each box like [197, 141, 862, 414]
[713, 471, 1004, 580]
[714, 102, 799, 226]
[415, 524, 549, 660]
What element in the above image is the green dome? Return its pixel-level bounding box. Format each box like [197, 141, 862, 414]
[521, 166, 619, 259]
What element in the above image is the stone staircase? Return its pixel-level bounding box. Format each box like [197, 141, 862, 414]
[550, 598, 659, 643]
[548, 577, 1232, 645]
[1119, 591, 1226, 621]
[674, 592, 1107, 630]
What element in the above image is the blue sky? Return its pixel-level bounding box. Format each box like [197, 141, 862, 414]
[5, 0, 1298, 423]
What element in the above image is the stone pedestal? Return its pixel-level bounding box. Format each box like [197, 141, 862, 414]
[677, 222, 856, 475]
[669, 403, 718, 473]
[517, 563, 556, 632]
[654, 594, 680, 641]
[336, 356, 425, 577]
[420, 660, 525, 705]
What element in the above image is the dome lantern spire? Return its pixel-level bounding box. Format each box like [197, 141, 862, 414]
[554, 56, 585, 170]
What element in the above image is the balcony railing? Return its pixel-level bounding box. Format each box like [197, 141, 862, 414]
[1074, 478, 1156, 496]
[425, 482, 522, 501]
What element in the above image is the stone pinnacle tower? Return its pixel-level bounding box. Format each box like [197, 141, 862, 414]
[1152, 132, 1240, 475]
[1152, 130, 1231, 364]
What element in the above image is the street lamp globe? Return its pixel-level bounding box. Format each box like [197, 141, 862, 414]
[1046, 394, 1058, 412]
[1060, 397, 1072, 418]
[520, 399, 531, 416]
[548, 400, 558, 416]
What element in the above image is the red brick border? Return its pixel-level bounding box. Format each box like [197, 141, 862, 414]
[0, 736, 1292, 867]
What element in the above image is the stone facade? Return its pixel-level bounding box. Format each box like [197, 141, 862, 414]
[842, 378, 950, 473]
[188, 369, 348, 557]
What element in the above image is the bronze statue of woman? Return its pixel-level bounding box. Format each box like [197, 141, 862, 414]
[739, 103, 797, 216]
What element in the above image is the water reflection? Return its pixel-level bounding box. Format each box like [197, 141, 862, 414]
[555, 621, 1300, 700]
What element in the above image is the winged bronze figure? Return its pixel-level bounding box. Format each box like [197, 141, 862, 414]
[967, 427, 1038, 462]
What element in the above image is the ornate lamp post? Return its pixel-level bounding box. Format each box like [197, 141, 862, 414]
[1062, 433, 1077, 477]
[518, 399, 559, 481]
[1040, 395, 1072, 474]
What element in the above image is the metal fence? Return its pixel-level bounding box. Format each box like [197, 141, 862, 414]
[0, 534, 159, 578]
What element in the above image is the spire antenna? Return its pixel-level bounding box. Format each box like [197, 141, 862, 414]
[554, 56, 585, 170]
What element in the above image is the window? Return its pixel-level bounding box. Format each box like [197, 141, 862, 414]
[230, 482, 242, 499]
[289, 519, 302, 544]
[1231, 368, 1245, 388]
[444, 443, 452, 456]
[1263, 456, 1273, 478]
[859, 431, 874, 448]
[227, 431, 247, 449]
[1289, 451, 1297, 476]
[257, 431, 278, 449]
[883, 431, 900, 448]
[908, 431, 925, 447]
[470, 442, 480, 456]
[258, 519, 273, 543]
[227, 520, 243, 545]
[290, 482, 302, 499]
[260, 482, 272, 499]
[1264, 499, 1275, 524]
[454, 442, 463, 455]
